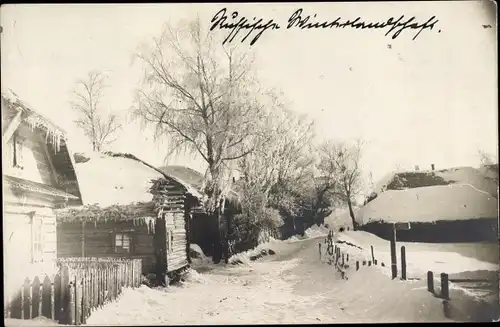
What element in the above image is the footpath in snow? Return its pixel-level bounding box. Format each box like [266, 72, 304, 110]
[79, 226, 451, 325]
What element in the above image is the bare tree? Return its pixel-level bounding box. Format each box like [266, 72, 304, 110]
[318, 139, 365, 230]
[132, 17, 266, 263]
[71, 71, 122, 152]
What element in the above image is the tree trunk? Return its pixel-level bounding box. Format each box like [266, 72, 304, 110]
[347, 197, 358, 231]
[212, 208, 222, 264]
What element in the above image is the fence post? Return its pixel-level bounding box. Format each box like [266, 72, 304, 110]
[390, 239, 397, 279]
[370, 245, 375, 262]
[38, 282, 43, 318]
[356, 261, 359, 271]
[75, 276, 81, 325]
[441, 273, 449, 300]
[363, 260, 366, 266]
[368, 261, 372, 267]
[346, 254, 349, 262]
[318, 243, 322, 261]
[401, 246, 407, 280]
[427, 271, 434, 293]
[20, 284, 25, 320]
[60, 266, 69, 324]
[68, 281, 75, 325]
[50, 281, 55, 320]
[82, 273, 87, 325]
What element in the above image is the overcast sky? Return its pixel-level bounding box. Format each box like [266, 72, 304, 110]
[1, 2, 497, 187]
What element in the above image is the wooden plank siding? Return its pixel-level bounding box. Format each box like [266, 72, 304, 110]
[165, 211, 188, 272]
[3, 197, 58, 265]
[57, 221, 156, 275]
[55, 168, 194, 280]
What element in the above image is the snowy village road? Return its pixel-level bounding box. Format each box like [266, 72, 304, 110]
[84, 236, 451, 325]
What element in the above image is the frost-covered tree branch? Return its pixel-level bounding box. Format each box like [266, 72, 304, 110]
[132, 17, 269, 262]
[318, 139, 365, 230]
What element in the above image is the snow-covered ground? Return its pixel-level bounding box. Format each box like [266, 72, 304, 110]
[335, 231, 498, 277]
[4, 317, 60, 327]
[333, 231, 499, 303]
[83, 229, 452, 325]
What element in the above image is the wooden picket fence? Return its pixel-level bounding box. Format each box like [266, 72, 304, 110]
[4, 257, 142, 325]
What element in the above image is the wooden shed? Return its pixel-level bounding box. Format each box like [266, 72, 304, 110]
[2, 89, 83, 301]
[55, 152, 204, 283]
[158, 165, 242, 258]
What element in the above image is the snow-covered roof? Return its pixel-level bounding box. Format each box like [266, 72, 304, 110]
[57, 152, 204, 217]
[2, 88, 67, 148]
[371, 166, 498, 197]
[2, 88, 83, 204]
[357, 183, 498, 224]
[73, 153, 165, 207]
[158, 165, 241, 206]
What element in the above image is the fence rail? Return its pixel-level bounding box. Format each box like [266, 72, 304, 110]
[4, 257, 142, 325]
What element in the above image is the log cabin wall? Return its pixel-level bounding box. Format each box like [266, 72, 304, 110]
[152, 179, 190, 274]
[57, 220, 156, 274]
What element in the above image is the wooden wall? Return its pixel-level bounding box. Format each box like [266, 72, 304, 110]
[358, 217, 499, 243]
[55, 177, 193, 278]
[164, 211, 188, 272]
[152, 180, 191, 274]
[3, 191, 58, 264]
[57, 220, 156, 274]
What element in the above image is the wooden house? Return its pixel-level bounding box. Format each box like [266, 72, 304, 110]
[158, 165, 241, 257]
[2, 89, 83, 301]
[55, 152, 205, 283]
[357, 167, 499, 242]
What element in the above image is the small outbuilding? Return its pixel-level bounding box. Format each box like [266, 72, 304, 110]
[55, 152, 204, 283]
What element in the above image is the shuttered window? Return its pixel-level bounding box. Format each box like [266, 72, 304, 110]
[32, 217, 44, 263]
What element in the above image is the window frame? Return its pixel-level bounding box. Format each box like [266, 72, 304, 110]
[114, 232, 133, 254]
[31, 216, 44, 263]
[12, 132, 25, 170]
[166, 229, 174, 253]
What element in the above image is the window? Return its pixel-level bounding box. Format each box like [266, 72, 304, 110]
[115, 233, 132, 253]
[32, 217, 44, 263]
[166, 229, 174, 253]
[12, 133, 24, 170]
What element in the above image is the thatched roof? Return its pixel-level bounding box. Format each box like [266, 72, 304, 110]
[1, 88, 83, 205]
[357, 184, 498, 224]
[56, 152, 204, 223]
[359, 165, 499, 224]
[373, 166, 498, 198]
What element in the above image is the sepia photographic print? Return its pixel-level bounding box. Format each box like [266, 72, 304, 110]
[1, 1, 499, 325]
